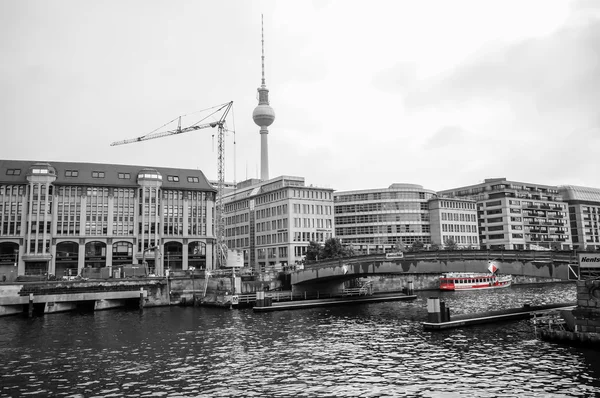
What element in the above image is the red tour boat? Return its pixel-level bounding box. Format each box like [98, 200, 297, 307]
[439, 261, 512, 291]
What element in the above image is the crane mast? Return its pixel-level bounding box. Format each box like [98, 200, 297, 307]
[110, 101, 233, 269]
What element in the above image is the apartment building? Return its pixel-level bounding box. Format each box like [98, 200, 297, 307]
[439, 178, 571, 250]
[559, 185, 600, 251]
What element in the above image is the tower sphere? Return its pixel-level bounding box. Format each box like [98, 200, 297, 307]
[253, 104, 276, 127]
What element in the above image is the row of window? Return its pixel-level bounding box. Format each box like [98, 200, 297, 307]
[291, 218, 332, 229]
[442, 224, 477, 233]
[441, 212, 477, 222]
[438, 200, 476, 210]
[336, 213, 423, 225]
[335, 191, 430, 203]
[442, 235, 479, 244]
[336, 225, 431, 235]
[336, 202, 429, 214]
[256, 204, 289, 220]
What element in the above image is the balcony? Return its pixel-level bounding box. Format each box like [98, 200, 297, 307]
[540, 204, 551, 209]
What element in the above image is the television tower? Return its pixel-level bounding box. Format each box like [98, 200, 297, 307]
[252, 14, 275, 181]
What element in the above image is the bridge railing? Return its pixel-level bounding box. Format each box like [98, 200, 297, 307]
[302, 250, 577, 270]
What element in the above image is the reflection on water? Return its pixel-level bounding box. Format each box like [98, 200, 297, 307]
[0, 282, 598, 397]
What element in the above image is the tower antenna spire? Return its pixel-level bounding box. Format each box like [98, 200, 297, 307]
[253, 14, 275, 181]
[261, 14, 266, 87]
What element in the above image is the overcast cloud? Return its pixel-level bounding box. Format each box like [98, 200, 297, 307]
[1, 0, 598, 192]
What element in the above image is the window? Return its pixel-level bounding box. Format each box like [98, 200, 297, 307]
[92, 171, 105, 178]
[65, 170, 79, 177]
[118, 173, 131, 179]
[6, 169, 21, 175]
[187, 176, 200, 183]
[167, 175, 180, 182]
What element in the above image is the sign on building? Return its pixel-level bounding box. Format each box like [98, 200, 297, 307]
[578, 253, 600, 279]
[225, 249, 244, 268]
[578, 253, 600, 268]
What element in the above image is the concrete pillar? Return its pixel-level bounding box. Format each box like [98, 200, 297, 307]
[427, 297, 441, 323]
[78, 241, 85, 274]
[17, 245, 25, 277]
[106, 241, 113, 268]
[182, 242, 189, 270]
[44, 301, 77, 314]
[49, 243, 57, 276]
[407, 280, 414, 296]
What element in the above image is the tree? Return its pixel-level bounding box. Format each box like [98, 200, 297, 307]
[394, 241, 406, 252]
[430, 243, 440, 251]
[305, 241, 323, 262]
[409, 240, 424, 252]
[444, 238, 459, 251]
[321, 237, 353, 259]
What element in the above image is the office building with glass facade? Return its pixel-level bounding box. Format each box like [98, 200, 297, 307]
[334, 184, 437, 254]
[221, 175, 335, 272]
[0, 160, 217, 281]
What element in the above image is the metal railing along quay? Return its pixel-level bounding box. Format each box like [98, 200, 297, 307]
[235, 287, 374, 305]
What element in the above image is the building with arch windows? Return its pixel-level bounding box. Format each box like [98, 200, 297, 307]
[0, 160, 217, 281]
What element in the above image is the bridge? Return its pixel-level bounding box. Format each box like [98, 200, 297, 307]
[291, 250, 578, 293]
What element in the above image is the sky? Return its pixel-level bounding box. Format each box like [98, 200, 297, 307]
[1, 0, 599, 193]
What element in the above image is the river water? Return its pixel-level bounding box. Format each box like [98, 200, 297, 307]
[1, 282, 598, 397]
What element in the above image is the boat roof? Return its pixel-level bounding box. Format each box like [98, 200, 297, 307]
[441, 273, 493, 278]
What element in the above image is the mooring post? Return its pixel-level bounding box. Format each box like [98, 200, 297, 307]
[427, 297, 441, 323]
[28, 293, 34, 318]
[139, 288, 145, 310]
[256, 290, 264, 307]
[440, 301, 447, 322]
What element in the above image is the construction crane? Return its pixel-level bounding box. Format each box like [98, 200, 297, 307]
[110, 101, 233, 269]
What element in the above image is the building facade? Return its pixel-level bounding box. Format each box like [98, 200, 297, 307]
[334, 184, 437, 254]
[439, 178, 572, 250]
[559, 185, 600, 251]
[221, 176, 335, 272]
[428, 197, 480, 249]
[0, 160, 217, 281]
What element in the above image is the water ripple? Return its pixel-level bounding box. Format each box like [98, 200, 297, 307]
[0, 283, 597, 397]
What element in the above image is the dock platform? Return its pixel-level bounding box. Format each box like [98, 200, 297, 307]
[253, 293, 417, 312]
[423, 302, 576, 330]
